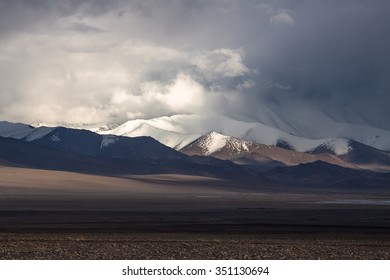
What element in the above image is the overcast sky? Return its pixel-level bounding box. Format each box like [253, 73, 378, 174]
[0, 0, 389, 133]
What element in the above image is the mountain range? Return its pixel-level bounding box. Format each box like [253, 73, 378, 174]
[1, 115, 390, 187]
[28, 114, 390, 171]
[0, 122, 257, 180]
[32, 114, 390, 151]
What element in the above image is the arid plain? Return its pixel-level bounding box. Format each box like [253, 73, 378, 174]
[1, 166, 390, 259]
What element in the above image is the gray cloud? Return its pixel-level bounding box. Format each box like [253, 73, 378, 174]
[67, 22, 106, 34]
[0, 0, 389, 136]
[254, 1, 390, 131]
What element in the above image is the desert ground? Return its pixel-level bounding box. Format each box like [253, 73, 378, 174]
[1, 166, 390, 259]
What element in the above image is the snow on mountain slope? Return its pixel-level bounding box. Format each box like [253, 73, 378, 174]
[101, 117, 203, 150]
[101, 115, 354, 155]
[105, 116, 188, 135]
[4, 110, 390, 155]
[252, 102, 390, 150]
[121, 123, 202, 150]
[232, 121, 352, 155]
[181, 131, 355, 169]
[195, 132, 249, 155]
[26, 113, 389, 155]
[165, 114, 390, 153]
[31, 122, 116, 133]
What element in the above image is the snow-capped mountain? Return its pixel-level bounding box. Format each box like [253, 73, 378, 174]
[0, 125, 262, 179]
[1, 119, 390, 184]
[180, 131, 353, 168]
[27, 114, 390, 154]
[180, 131, 390, 171]
[30, 121, 117, 133]
[2, 112, 390, 172]
[28, 112, 390, 153]
[102, 122, 202, 150]
[93, 114, 365, 155]
[183, 131, 251, 156]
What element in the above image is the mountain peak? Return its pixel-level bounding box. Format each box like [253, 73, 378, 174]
[192, 131, 250, 156]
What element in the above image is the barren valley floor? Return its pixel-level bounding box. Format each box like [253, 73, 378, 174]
[1, 166, 390, 259]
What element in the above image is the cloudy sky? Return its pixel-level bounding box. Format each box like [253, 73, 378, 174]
[0, 0, 389, 134]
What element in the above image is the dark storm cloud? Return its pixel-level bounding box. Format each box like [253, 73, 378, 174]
[0, 0, 389, 133]
[252, 1, 390, 130]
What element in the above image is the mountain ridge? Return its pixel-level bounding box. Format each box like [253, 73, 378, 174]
[180, 131, 357, 169]
[3, 118, 390, 172]
[0, 127, 263, 181]
[28, 114, 390, 153]
[1, 122, 390, 188]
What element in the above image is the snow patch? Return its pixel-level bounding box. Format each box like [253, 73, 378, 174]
[199, 132, 229, 155]
[282, 137, 352, 156]
[322, 138, 352, 155]
[228, 137, 250, 152]
[51, 133, 61, 142]
[100, 135, 118, 148]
